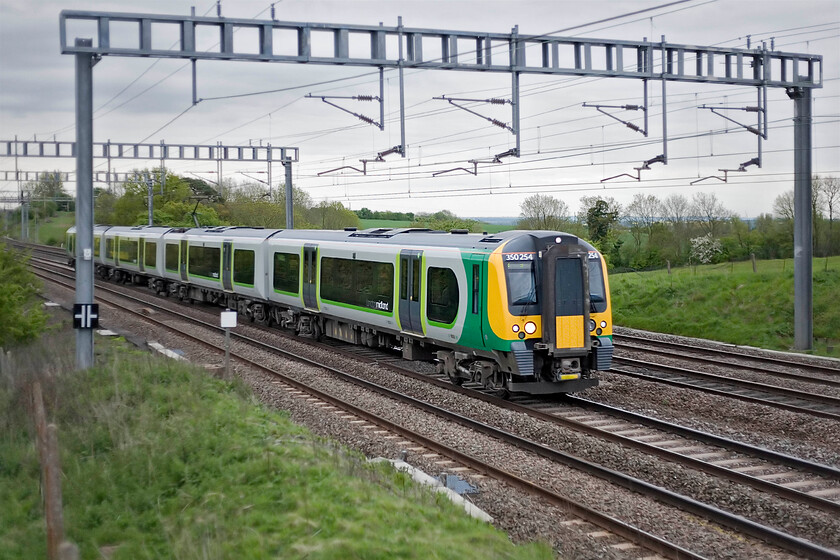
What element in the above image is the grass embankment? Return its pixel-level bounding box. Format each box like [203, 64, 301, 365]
[0, 334, 551, 560]
[610, 256, 840, 356]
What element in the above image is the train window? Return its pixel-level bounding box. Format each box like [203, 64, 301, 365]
[588, 257, 608, 313]
[93, 236, 101, 257]
[105, 238, 115, 260]
[471, 264, 480, 314]
[555, 259, 584, 316]
[165, 243, 178, 272]
[144, 241, 157, 268]
[321, 257, 393, 313]
[505, 261, 538, 306]
[427, 267, 458, 325]
[119, 239, 138, 264]
[233, 249, 255, 286]
[411, 262, 420, 303]
[273, 252, 300, 294]
[189, 245, 221, 280]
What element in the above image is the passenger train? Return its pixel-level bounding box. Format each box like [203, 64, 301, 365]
[66, 225, 613, 395]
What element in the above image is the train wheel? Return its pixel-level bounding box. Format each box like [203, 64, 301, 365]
[483, 373, 509, 399]
[447, 371, 464, 386]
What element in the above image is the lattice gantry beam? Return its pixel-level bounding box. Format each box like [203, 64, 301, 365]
[1, 139, 299, 162]
[59, 10, 822, 89]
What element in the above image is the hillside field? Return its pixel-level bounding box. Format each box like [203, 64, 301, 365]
[610, 256, 840, 356]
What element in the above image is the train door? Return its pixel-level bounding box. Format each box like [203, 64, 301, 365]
[222, 241, 233, 291]
[179, 239, 188, 281]
[138, 238, 145, 273]
[114, 236, 121, 266]
[302, 244, 319, 310]
[471, 259, 486, 345]
[541, 243, 590, 353]
[398, 250, 423, 335]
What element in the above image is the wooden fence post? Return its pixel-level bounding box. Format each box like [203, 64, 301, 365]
[45, 424, 65, 560]
[667, 260, 671, 275]
[32, 382, 48, 471]
[751, 253, 757, 273]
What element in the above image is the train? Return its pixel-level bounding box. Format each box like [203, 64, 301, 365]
[66, 224, 613, 395]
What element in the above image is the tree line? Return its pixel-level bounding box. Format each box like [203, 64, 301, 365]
[8, 170, 361, 231]
[516, 175, 840, 269]
[8, 171, 839, 272]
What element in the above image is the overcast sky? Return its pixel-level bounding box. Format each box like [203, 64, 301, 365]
[1, 0, 838, 219]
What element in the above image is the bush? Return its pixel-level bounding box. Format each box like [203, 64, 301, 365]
[0, 243, 49, 349]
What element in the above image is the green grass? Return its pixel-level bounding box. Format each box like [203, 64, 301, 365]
[25, 211, 75, 246]
[0, 334, 552, 560]
[610, 256, 840, 356]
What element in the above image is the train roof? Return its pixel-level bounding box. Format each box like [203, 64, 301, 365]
[67, 224, 597, 253]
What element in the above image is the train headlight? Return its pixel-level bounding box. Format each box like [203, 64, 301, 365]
[600, 321, 607, 328]
[512, 324, 520, 333]
[524, 322, 537, 335]
[589, 319, 596, 332]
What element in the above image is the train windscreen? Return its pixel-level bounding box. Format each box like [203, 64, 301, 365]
[587, 253, 607, 313]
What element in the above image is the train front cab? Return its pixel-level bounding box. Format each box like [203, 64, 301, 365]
[489, 233, 612, 394]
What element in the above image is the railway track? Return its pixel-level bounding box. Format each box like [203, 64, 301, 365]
[338, 345, 840, 514]
[610, 356, 840, 421]
[614, 332, 840, 382]
[29, 256, 840, 560]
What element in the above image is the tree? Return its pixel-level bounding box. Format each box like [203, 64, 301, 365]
[773, 190, 794, 221]
[691, 192, 730, 237]
[23, 172, 71, 218]
[517, 194, 570, 231]
[580, 196, 620, 244]
[307, 200, 360, 229]
[412, 210, 481, 232]
[815, 175, 839, 255]
[625, 193, 662, 251]
[661, 193, 691, 260]
[689, 233, 723, 264]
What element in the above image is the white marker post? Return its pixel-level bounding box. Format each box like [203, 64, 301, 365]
[220, 310, 237, 379]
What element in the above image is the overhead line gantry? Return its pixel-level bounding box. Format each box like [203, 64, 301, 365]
[58, 9, 823, 371]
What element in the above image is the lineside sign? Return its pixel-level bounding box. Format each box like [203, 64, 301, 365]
[73, 303, 99, 329]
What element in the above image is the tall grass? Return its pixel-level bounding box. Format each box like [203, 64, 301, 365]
[610, 256, 840, 356]
[0, 334, 551, 560]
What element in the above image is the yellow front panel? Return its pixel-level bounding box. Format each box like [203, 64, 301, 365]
[556, 315, 584, 348]
[487, 246, 542, 340]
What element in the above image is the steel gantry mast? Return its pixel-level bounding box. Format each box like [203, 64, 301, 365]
[58, 10, 823, 369]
